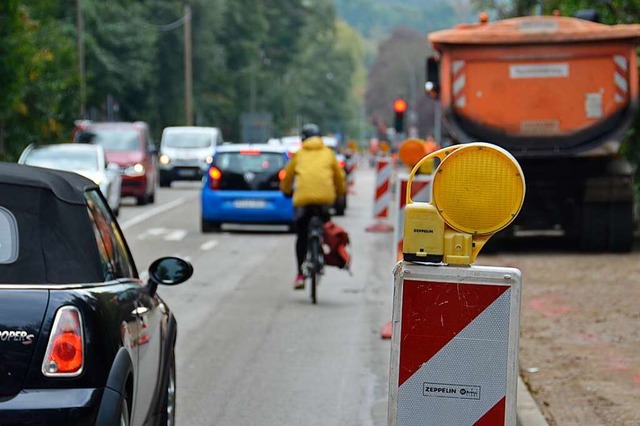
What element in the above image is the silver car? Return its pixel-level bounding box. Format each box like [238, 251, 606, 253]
[18, 143, 122, 216]
[158, 126, 223, 187]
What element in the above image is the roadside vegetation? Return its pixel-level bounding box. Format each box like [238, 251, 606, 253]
[0, 0, 365, 160]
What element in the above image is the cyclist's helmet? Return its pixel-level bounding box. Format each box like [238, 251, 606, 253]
[301, 123, 321, 140]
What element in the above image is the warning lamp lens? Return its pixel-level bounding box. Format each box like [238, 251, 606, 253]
[399, 138, 429, 168]
[432, 144, 525, 235]
[42, 306, 84, 377]
[393, 99, 408, 113]
[278, 169, 286, 181]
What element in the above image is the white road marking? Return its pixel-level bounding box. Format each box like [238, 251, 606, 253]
[200, 240, 219, 251]
[120, 197, 187, 230]
[164, 230, 188, 241]
[147, 228, 168, 236]
[137, 227, 168, 240]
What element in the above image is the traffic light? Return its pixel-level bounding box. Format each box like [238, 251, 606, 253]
[393, 98, 407, 133]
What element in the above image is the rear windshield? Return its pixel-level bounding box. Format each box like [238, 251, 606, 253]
[214, 151, 285, 191]
[0, 184, 104, 284]
[78, 129, 141, 152]
[163, 132, 213, 149]
[24, 149, 98, 172]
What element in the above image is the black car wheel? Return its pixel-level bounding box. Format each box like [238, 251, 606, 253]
[136, 195, 148, 206]
[160, 177, 171, 188]
[160, 352, 177, 426]
[147, 191, 155, 204]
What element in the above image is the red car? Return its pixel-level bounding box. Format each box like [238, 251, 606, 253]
[74, 121, 157, 205]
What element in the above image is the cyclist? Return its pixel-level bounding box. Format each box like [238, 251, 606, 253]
[280, 123, 347, 289]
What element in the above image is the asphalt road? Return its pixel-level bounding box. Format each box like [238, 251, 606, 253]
[117, 168, 396, 425]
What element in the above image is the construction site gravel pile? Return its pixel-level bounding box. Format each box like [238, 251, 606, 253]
[481, 243, 640, 426]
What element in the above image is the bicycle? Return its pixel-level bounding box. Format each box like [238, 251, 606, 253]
[301, 208, 327, 304]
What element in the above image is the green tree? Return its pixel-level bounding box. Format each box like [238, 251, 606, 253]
[82, 0, 158, 121]
[365, 27, 431, 136]
[0, 0, 35, 157]
[0, 0, 79, 159]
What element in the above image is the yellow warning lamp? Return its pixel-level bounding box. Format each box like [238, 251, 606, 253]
[402, 143, 525, 265]
[398, 138, 439, 174]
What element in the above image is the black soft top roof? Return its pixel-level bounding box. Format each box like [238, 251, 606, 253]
[0, 162, 105, 284]
[0, 162, 97, 205]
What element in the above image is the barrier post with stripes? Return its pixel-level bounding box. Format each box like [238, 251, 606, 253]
[347, 167, 356, 195]
[366, 157, 393, 233]
[388, 262, 521, 426]
[381, 172, 432, 340]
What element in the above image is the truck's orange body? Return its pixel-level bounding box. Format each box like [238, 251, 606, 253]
[428, 16, 640, 250]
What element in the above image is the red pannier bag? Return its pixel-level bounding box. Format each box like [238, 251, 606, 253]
[322, 221, 351, 270]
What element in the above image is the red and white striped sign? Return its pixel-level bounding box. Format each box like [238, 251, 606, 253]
[394, 173, 432, 261]
[373, 158, 392, 219]
[388, 263, 521, 426]
[452, 60, 466, 109]
[614, 55, 629, 104]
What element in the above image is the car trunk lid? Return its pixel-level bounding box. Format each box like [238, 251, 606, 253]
[0, 290, 49, 397]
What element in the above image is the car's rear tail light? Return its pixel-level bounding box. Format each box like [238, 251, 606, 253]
[209, 167, 222, 190]
[240, 149, 261, 155]
[42, 306, 84, 377]
[278, 169, 287, 181]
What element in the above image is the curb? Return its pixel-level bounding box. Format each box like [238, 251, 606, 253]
[516, 376, 549, 426]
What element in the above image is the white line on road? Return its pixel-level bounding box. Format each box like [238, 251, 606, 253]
[137, 227, 168, 240]
[120, 198, 187, 230]
[200, 240, 219, 251]
[164, 230, 188, 241]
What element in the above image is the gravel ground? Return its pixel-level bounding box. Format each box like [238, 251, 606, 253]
[479, 238, 640, 426]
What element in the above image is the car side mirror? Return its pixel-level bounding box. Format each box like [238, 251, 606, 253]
[147, 256, 193, 296]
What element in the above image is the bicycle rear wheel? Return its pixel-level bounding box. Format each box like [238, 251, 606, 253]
[309, 237, 320, 304]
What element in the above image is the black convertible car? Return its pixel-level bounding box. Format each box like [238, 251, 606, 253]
[0, 162, 192, 425]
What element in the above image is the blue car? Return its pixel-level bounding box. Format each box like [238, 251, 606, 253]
[201, 144, 294, 232]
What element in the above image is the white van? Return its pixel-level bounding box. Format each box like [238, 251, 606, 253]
[158, 126, 223, 187]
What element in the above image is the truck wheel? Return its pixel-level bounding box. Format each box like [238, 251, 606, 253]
[580, 203, 607, 251]
[608, 203, 634, 252]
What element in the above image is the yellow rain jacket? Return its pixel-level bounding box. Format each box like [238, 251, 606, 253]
[280, 136, 346, 207]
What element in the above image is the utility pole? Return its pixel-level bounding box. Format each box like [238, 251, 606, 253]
[184, 5, 193, 126]
[77, 0, 86, 118]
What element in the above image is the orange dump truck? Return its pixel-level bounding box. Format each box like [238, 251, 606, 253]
[426, 15, 640, 251]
